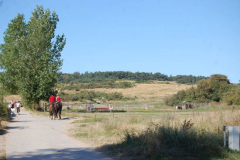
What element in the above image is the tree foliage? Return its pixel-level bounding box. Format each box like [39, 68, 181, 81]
[223, 85, 240, 105]
[57, 71, 207, 84]
[0, 102, 10, 121]
[0, 6, 66, 108]
[164, 74, 233, 106]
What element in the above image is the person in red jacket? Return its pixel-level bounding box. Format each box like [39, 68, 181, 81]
[49, 94, 55, 103]
[49, 94, 56, 117]
[56, 94, 61, 102]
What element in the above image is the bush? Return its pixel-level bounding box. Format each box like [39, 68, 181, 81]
[164, 93, 183, 106]
[164, 74, 232, 106]
[0, 102, 10, 121]
[111, 121, 224, 159]
[223, 85, 240, 105]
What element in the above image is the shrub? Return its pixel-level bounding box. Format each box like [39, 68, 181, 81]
[111, 121, 224, 159]
[223, 85, 240, 105]
[0, 102, 10, 121]
[164, 74, 232, 106]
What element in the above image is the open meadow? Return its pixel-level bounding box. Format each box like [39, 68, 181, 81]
[26, 81, 239, 160]
[58, 80, 195, 104]
[32, 105, 240, 160]
[3, 81, 240, 159]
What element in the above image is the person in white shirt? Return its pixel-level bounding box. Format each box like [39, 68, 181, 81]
[16, 101, 21, 114]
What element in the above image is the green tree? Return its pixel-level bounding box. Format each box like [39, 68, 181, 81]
[185, 87, 197, 101]
[0, 5, 66, 108]
[223, 85, 240, 105]
[164, 74, 231, 106]
[0, 14, 27, 94]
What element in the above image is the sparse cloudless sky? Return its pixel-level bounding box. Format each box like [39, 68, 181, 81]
[0, 0, 239, 83]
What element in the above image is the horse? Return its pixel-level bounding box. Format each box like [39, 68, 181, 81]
[185, 104, 192, 109]
[49, 102, 62, 120]
[176, 106, 182, 110]
[56, 101, 62, 119]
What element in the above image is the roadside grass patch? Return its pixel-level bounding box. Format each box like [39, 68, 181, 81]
[193, 105, 240, 111]
[75, 133, 88, 137]
[82, 115, 92, 119]
[80, 119, 97, 123]
[101, 119, 120, 134]
[71, 117, 106, 124]
[63, 109, 82, 112]
[71, 119, 95, 123]
[106, 122, 225, 160]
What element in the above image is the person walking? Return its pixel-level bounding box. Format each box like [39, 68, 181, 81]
[8, 102, 11, 109]
[16, 101, 21, 114]
[10, 100, 15, 115]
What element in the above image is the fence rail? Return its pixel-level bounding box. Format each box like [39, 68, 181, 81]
[39, 102, 210, 112]
[39, 102, 153, 112]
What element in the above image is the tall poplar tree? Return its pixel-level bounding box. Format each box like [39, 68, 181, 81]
[0, 5, 66, 108]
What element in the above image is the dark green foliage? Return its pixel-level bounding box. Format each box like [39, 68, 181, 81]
[165, 74, 233, 106]
[0, 102, 10, 121]
[164, 94, 182, 106]
[223, 85, 240, 105]
[0, 6, 66, 108]
[57, 71, 207, 84]
[170, 75, 208, 84]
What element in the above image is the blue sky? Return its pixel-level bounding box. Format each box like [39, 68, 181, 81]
[0, 0, 239, 83]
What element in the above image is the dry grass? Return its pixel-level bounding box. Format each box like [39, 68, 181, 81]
[63, 108, 240, 159]
[63, 81, 195, 103]
[66, 109, 237, 144]
[3, 95, 21, 102]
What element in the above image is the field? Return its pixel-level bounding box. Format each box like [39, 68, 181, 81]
[4, 81, 240, 159]
[34, 105, 240, 160]
[39, 82, 240, 159]
[61, 81, 195, 104]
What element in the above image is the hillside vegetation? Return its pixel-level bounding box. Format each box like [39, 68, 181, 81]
[58, 71, 207, 84]
[165, 74, 240, 106]
[57, 80, 194, 103]
[57, 74, 240, 106]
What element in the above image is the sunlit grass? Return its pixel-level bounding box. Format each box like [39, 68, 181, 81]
[33, 104, 240, 159]
[65, 106, 240, 159]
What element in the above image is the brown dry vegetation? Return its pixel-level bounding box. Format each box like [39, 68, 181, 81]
[60, 107, 240, 160]
[63, 81, 195, 103]
[3, 95, 21, 102]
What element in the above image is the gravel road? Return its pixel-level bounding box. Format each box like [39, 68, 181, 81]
[6, 108, 113, 160]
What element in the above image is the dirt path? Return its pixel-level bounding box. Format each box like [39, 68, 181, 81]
[5, 108, 113, 160]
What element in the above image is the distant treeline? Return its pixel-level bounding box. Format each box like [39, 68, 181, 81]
[58, 71, 207, 84]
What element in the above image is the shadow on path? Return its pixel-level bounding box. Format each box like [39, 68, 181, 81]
[7, 147, 112, 160]
[0, 128, 6, 136]
[9, 120, 31, 123]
